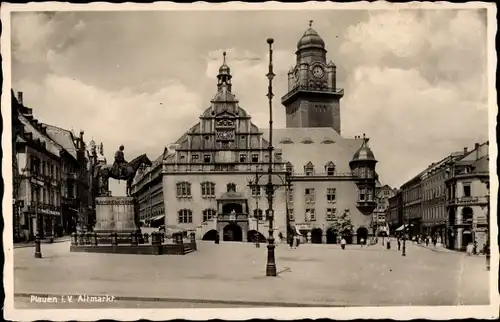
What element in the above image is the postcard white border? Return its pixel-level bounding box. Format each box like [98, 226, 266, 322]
[2, 1, 499, 321]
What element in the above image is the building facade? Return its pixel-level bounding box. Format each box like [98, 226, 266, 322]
[12, 91, 94, 241]
[400, 174, 423, 238]
[445, 142, 489, 251]
[421, 151, 466, 246]
[132, 23, 379, 245]
[372, 184, 395, 236]
[387, 189, 402, 234]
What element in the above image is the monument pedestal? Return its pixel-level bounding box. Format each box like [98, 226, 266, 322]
[93, 196, 141, 244]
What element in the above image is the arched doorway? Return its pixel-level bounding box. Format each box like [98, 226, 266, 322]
[247, 230, 267, 243]
[342, 229, 353, 244]
[311, 228, 323, 244]
[448, 208, 456, 249]
[326, 228, 337, 244]
[356, 227, 369, 244]
[202, 229, 218, 241]
[223, 223, 243, 242]
[222, 203, 243, 214]
[461, 207, 474, 250]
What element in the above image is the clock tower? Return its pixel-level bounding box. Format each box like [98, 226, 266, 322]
[281, 21, 344, 133]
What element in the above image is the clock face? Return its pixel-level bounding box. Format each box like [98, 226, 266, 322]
[312, 66, 324, 78]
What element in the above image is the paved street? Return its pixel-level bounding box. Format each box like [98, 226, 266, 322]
[13, 240, 490, 308]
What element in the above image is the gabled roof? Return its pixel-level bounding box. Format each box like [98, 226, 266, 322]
[41, 123, 78, 160]
[262, 127, 363, 175]
[18, 114, 62, 157]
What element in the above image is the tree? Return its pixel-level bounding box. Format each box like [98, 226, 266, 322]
[330, 211, 353, 234]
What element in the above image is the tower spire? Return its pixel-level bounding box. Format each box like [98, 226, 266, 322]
[309, 20, 314, 27]
[223, 51, 226, 64]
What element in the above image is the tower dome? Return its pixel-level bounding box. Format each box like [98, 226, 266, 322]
[297, 20, 326, 51]
[351, 135, 376, 162]
[218, 51, 231, 75]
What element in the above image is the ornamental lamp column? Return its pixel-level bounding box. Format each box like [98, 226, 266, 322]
[265, 37, 277, 277]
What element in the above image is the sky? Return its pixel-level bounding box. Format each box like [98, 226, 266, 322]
[10, 8, 489, 192]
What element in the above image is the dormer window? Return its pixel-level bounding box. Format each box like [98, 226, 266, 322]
[227, 183, 236, 192]
[325, 162, 335, 176]
[204, 154, 211, 163]
[301, 138, 314, 144]
[304, 162, 314, 176]
[286, 162, 294, 174]
[279, 137, 294, 144]
[191, 154, 199, 162]
[252, 154, 259, 163]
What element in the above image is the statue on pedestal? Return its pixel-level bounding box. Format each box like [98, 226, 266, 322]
[93, 145, 152, 196]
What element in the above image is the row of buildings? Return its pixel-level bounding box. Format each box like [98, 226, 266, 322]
[131, 23, 394, 244]
[388, 142, 490, 251]
[11, 91, 103, 242]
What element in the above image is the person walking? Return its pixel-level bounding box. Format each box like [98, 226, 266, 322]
[360, 238, 365, 247]
[397, 237, 401, 251]
[341, 237, 346, 250]
[425, 236, 430, 247]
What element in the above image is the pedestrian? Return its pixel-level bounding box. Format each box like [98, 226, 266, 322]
[425, 237, 429, 247]
[360, 238, 365, 247]
[466, 242, 473, 255]
[433, 238, 437, 247]
[397, 238, 401, 251]
[341, 237, 346, 250]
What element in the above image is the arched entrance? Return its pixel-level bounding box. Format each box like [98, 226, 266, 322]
[311, 228, 323, 244]
[247, 230, 267, 243]
[342, 229, 353, 244]
[356, 227, 369, 244]
[202, 229, 218, 241]
[222, 203, 243, 214]
[326, 228, 337, 244]
[223, 223, 243, 242]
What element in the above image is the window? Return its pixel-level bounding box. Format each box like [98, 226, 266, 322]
[253, 209, 264, 220]
[227, 183, 236, 192]
[176, 182, 192, 198]
[178, 209, 193, 223]
[203, 154, 211, 163]
[252, 154, 259, 162]
[306, 208, 316, 221]
[286, 162, 294, 174]
[239, 154, 247, 162]
[367, 188, 373, 201]
[359, 188, 366, 201]
[203, 209, 216, 222]
[327, 188, 336, 203]
[251, 184, 261, 197]
[326, 162, 335, 176]
[191, 154, 199, 162]
[304, 162, 314, 176]
[463, 183, 471, 197]
[201, 182, 215, 198]
[288, 208, 295, 221]
[326, 208, 336, 221]
[305, 188, 315, 204]
[360, 167, 367, 178]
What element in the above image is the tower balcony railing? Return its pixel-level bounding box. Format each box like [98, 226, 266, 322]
[281, 85, 344, 103]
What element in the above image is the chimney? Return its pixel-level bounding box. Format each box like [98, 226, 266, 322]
[475, 143, 480, 160]
[17, 91, 23, 105]
[463, 147, 468, 154]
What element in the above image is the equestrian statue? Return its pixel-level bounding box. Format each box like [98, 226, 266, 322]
[94, 145, 152, 196]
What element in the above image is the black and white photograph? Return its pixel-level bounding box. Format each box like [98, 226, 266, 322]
[2, 2, 498, 321]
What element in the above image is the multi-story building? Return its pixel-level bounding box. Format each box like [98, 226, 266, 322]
[421, 151, 466, 246]
[133, 151, 166, 226]
[132, 23, 379, 244]
[372, 183, 395, 236]
[12, 91, 94, 241]
[445, 142, 489, 251]
[400, 173, 424, 238]
[388, 189, 402, 234]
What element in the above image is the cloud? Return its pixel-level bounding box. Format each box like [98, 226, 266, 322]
[339, 9, 488, 187]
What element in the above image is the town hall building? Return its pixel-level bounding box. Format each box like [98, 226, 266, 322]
[132, 23, 379, 244]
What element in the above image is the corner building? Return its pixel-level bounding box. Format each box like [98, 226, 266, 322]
[132, 24, 378, 244]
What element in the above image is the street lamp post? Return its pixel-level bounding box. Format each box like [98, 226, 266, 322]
[265, 38, 277, 277]
[402, 212, 406, 257]
[34, 198, 42, 258]
[247, 171, 261, 248]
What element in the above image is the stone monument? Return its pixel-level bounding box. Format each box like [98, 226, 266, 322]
[92, 145, 152, 243]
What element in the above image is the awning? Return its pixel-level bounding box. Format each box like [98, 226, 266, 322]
[150, 214, 165, 222]
[395, 224, 413, 232]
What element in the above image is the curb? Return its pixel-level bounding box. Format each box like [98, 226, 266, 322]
[14, 292, 349, 307]
[14, 238, 71, 249]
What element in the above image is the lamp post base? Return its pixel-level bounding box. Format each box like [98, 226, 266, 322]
[34, 236, 42, 258]
[266, 244, 277, 276]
